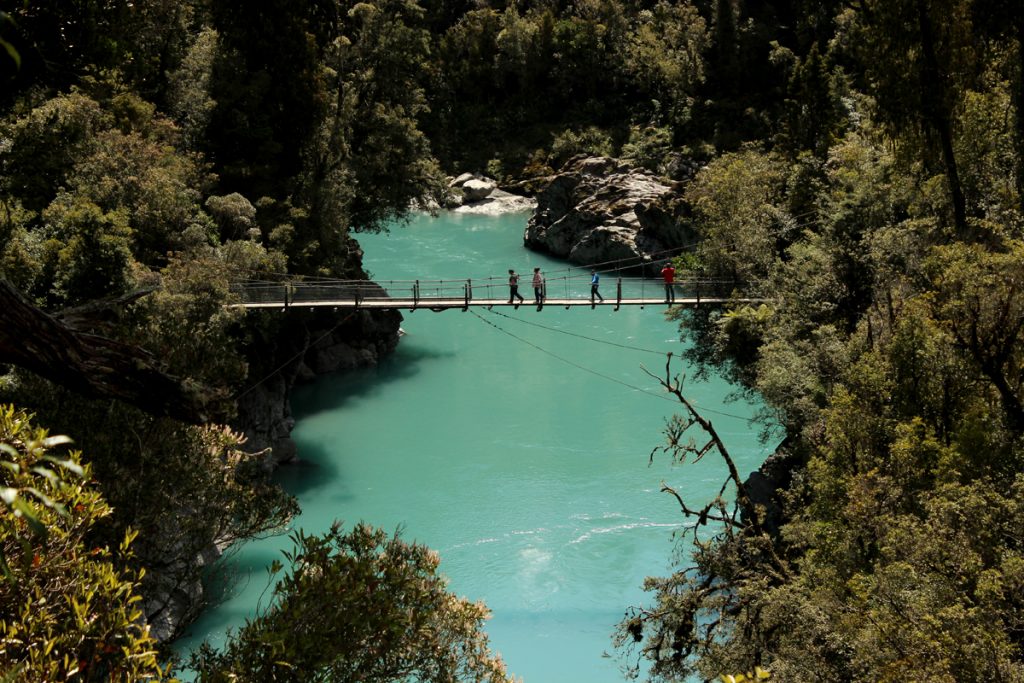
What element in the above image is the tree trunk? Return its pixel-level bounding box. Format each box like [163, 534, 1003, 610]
[916, 0, 969, 238]
[0, 279, 217, 424]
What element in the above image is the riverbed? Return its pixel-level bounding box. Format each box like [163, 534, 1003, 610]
[176, 210, 776, 681]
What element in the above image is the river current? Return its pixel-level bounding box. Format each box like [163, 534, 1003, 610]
[177, 210, 776, 681]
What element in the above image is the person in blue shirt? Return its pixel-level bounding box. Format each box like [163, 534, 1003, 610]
[590, 269, 604, 303]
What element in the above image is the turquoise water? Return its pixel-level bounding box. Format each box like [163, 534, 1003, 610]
[176, 211, 776, 681]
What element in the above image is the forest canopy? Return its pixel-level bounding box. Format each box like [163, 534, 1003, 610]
[2, 0, 1024, 680]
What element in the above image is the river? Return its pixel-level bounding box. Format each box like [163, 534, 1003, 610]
[176, 210, 776, 681]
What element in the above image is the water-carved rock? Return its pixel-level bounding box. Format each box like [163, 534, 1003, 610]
[524, 156, 696, 270]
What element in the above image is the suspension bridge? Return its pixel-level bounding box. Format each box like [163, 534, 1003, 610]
[230, 273, 755, 312]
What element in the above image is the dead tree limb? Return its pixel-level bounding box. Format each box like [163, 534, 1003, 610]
[643, 353, 790, 580]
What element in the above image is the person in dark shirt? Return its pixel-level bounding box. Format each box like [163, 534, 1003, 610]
[590, 270, 604, 303]
[508, 269, 524, 304]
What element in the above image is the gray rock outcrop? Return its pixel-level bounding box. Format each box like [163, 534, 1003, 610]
[524, 156, 696, 269]
[442, 172, 535, 214]
[447, 173, 496, 205]
[461, 178, 497, 202]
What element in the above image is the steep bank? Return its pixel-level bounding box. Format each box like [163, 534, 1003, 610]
[232, 306, 403, 469]
[149, 307, 402, 643]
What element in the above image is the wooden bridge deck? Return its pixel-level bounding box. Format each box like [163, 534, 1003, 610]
[229, 276, 756, 312]
[234, 296, 740, 310]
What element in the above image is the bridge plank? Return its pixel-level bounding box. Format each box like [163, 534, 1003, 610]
[231, 297, 758, 310]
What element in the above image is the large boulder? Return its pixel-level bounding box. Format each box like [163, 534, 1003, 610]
[444, 172, 536, 214]
[524, 156, 696, 270]
[448, 173, 497, 204]
[461, 178, 496, 202]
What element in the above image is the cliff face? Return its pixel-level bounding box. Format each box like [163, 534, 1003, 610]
[152, 230, 403, 643]
[524, 156, 696, 269]
[233, 306, 403, 467]
[150, 307, 402, 643]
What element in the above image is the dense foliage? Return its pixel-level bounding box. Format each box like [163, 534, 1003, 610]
[191, 523, 512, 682]
[0, 405, 165, 681]
[614, 1, 1024, 681]
[2, 0, 1024, 679]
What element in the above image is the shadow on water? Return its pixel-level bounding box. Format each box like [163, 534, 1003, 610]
[291, 343, 454, 417]
[182, 340, 452, 633]
[273, 439, 352, 500]
[198, 545, 285, 613]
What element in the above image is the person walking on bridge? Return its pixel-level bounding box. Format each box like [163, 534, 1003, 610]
[590, 270, 604, 304]
[532, 267, 545, 305]
[660, 261, 676, 303]
[508, 269, 524, 306]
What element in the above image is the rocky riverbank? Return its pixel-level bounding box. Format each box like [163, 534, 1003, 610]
[233, 305, 403, 468]
[524, 156, 696, 270]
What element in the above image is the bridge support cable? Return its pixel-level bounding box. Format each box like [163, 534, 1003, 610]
[483, 308, 669, 355]
[469, 310, 672, 404]
[470, 309, 757, 421]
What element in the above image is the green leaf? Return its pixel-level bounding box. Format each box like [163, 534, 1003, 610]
[0, 548, 14, 583]
[0, 39, 18, 70]
[30, 466, 59, 487]
[0, 662, 23, 683]
[0, 487, 17, 505]
[26, 487, 66, 516]
[12, 497, 46, 538]
[41, 435, 73, 448]
[42, 455, 84, 477]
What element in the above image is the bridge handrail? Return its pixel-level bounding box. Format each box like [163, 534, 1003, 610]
[229, 275, 748, 307]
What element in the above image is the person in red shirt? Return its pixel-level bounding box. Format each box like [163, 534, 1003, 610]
[660, 261, 676, 303]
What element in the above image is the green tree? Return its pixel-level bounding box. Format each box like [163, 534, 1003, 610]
[192, 523, 513, 683]
[0, 405, 166, 681]
[843, 0, 978, 237]
[206, 0, 332, 200]
[39, 194, 135, 308]
[925, 241, 1024, 435]
[686, 148, 789, 285]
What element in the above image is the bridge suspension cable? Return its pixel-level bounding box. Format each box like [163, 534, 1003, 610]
[469, 310, 756, 421]
[482, 308, 671, 356]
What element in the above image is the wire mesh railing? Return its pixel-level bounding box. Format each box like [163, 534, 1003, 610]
[230, 275, 744, 308]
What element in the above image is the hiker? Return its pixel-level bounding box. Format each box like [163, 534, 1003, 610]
[532, 267, 545, 304]
[660, 261, 676, 303]
[508, 269, 524, 304]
